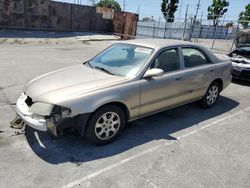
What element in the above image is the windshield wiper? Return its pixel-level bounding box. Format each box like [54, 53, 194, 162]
[83, 61, 93, 68]
[94, 66, 114, 75]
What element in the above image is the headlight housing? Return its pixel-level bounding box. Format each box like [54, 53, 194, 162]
[30, 102, 71, 124]
[30, 102, 54, 116]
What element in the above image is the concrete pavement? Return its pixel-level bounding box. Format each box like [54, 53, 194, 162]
[0, 42, 250, 188]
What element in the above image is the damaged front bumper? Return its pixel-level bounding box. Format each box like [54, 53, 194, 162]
[15, 93, 69, 136]
[16, 94, 47, 131]
[14, 93, 83, 137]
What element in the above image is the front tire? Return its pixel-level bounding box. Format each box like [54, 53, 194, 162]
[200, 82, 220, 108]
[85, 105, 125, 145]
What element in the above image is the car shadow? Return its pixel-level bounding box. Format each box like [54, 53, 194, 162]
[25, 96, 239, 165]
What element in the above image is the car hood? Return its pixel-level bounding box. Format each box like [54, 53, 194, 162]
[25, 64, 127, 104]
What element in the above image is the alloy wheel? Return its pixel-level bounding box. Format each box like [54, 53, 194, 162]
[95, 112, 121, 140]
[206, 85, 219, 105]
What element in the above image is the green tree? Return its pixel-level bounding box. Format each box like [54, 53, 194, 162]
[207, 0, 229, 26]
[96, 0, 121, 11]
[239, 4, 250, 29]
[161, 0, 179, 22]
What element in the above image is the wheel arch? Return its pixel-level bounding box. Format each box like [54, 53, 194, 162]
[211, 78, 223, 92]
[95, 101, 130, 122]
[78, 101, 130, 137]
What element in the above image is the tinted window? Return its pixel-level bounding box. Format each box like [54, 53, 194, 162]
[182, 48, 211, 68]
[152, 48, 180, 73]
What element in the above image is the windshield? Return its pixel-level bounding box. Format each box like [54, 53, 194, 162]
[88, 44, 153, 77]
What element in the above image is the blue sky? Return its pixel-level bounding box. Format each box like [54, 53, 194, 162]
[58, 0, 249, 21]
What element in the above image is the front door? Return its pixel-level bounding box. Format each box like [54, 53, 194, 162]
[140, 48, 188, 116]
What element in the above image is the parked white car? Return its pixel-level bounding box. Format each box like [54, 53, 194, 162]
[227, 29, 250, 81]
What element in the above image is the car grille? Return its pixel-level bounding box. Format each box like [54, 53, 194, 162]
[25, 96, 33, 107]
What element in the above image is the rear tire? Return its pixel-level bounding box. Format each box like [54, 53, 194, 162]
[85, 105, 125, 145]
[200, 82, 220, 108]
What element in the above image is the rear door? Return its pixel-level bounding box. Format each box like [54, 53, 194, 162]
[180, 47, 216, 100]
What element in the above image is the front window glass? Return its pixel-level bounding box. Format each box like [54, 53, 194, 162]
[151, 48, 180, 73]
[88, 44, 153, 77]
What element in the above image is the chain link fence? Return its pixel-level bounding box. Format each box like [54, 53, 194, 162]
[137, 17, 248, 53]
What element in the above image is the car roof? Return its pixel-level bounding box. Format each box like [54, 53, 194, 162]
[118, 38, 195, 49]
[118, 38, 221, 64]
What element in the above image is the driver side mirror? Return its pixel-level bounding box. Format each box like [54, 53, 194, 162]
[143, 68, 164, 78]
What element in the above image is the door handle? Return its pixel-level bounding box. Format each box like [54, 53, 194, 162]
[175, 77, 182, 81]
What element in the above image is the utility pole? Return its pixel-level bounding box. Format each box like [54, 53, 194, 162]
[184, 5, 189, 22]
[190, 0, 200, 41]
[156, 17, 161, 37]
[221, 15, 226, 26]
[194, 0, 201, 22]
[183, 4, 189, 40]
[123, 0, 126, 11]
[197, 11, 204, 41]
[137, 5, 140, 15]
[178, 0, 183, 19]
[89, 0, 95, 6]
[200, 11, 203, 21]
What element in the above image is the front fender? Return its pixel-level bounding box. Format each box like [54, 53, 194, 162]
[58, 80, 141, 120]
[65, 92, 124, 116]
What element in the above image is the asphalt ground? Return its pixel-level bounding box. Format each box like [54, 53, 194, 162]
[0, 41, 250, 188]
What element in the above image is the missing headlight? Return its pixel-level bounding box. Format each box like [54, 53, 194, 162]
[50, 106, 71, 124]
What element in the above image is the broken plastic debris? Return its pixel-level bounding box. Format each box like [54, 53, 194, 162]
[9, 130, 25, 137]
[10, 116, 25, 129]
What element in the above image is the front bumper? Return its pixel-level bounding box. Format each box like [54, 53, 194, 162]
[16, 94, 90, 136]
[232, 68, 250, 81]
[16, 94, 47, 131]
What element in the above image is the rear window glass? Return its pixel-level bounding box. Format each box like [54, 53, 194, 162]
[182, 48, 211, 68]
